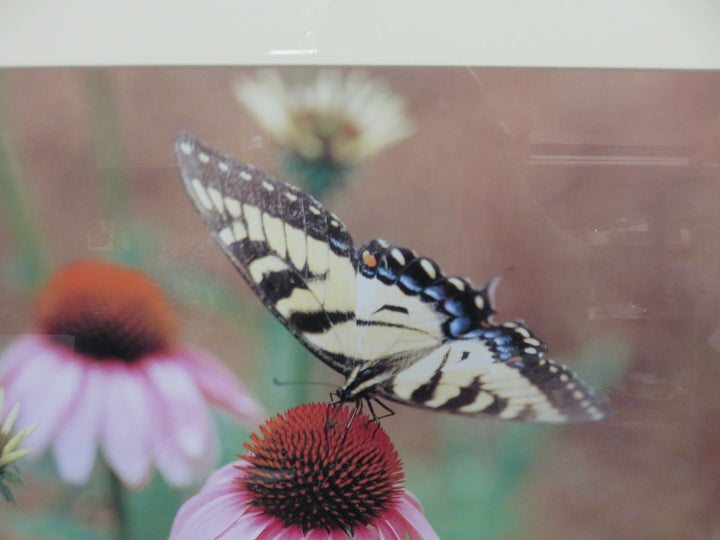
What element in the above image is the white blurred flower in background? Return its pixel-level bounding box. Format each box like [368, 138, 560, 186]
[235, 70, 414, 167]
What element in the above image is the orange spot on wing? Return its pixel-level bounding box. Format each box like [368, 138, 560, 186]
[362, 251, 377, 267]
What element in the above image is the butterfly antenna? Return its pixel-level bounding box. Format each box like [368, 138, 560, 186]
[272, 377, 336, 388]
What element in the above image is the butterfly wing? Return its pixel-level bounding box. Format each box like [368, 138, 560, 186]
[175, 133, 358, 373]
[353, 240, 543, 356]
[348, 241, 609, 422]
[375, 342, 607, 422]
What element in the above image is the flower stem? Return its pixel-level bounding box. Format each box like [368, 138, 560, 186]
[86, 69, 131, 225]
[261, 313, 312, 411]
[109, 469, 130, 540]
[283, 152, 350, 202]
[0, 82, 50, 290]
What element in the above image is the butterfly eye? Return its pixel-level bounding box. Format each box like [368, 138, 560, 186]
[357, 366, 382, 381]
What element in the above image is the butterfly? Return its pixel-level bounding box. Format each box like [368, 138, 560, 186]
[175, 132, 609, 423]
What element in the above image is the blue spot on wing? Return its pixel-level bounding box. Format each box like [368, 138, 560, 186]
[329, 235, 351, 254]
[399, 273, 422, 293]
[377, 264, 397, 283]
[449, 317, 471, 337]
[443, 298, 465, 317]
[423, 285, 445, 301]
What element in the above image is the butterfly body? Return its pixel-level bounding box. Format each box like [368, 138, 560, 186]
[175, 132, 609, 423]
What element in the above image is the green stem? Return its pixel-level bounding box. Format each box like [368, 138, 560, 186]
[283, 152, 350, 202]
[260, 313, 312, 413]
[109, 469, 130, 540]
[0, 81, 50, 289]
[86, 69, 131, 226]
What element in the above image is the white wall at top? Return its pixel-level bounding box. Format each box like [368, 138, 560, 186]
[0, 0, 719, 68]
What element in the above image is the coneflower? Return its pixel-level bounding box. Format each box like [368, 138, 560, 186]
[171, 402, 439, 539]
[0, 259, 263, 488]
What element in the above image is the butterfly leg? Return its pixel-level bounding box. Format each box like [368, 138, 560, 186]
[371, 398, 395, 421]
[328, 391, 365, 430]
[365, 398, 395, 425]
[345, 400, 363, 430]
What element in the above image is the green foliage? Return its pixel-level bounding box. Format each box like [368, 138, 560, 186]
[1, 510, 115, 540]
[123, 475, 188, 540]
[406, 420, 546, 540]
[87, 69, 131, 224]
[283, 152, 351, 202]
[0, 109, 50, 291]
[258, 313, 315, 415]
[0, 465, 22, 503]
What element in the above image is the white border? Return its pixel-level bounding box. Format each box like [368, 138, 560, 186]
[1, 0, 719, 68]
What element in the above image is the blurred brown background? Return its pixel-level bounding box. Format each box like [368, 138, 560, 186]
[1, 68, 720, 539]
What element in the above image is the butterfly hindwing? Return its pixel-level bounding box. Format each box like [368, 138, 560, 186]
[379, 341, 606, 422]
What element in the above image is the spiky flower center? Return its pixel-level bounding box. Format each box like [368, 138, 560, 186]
[241, 403, 403, 534]
[35, 260, 176, 362]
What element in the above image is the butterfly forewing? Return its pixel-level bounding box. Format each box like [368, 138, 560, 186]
[175, 132, 610, 423]
[175, 133, 357, 373]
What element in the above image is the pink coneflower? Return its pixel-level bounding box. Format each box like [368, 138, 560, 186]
[0, 259, 263, 488]
[170, 402, 439, 540]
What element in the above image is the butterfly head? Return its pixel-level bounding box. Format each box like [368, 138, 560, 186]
[336, 364, 391, 403]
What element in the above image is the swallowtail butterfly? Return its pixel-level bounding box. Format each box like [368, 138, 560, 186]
[175, 132, 609, 423]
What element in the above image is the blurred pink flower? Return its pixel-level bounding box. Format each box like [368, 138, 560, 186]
[0, 259, 263, 488]
[170, 402, 439, 540]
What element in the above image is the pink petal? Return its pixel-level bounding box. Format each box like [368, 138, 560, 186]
[218, 511, 281, 539]
[198, 462, 250, 497]
[254, 519, 291, 540]
[171, 491, 255, 540]
[305, 528, 332, 540]
[176, 463, 251, 524]
[100, 362, 153, 487]
[387, 494, 440, 540]
[0, 335, 45, 382]
[142, 358, 216, 486]
[170, 463, 296, 540]
[351, 525, 384, 540]
[399, 488, 423, 512]
[173, 346, 264, 423]
[145, 357, 213, 458]
[52, 364, 105, 484]
[375, 520, 402, 540]
[2, 344, 83, 452]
